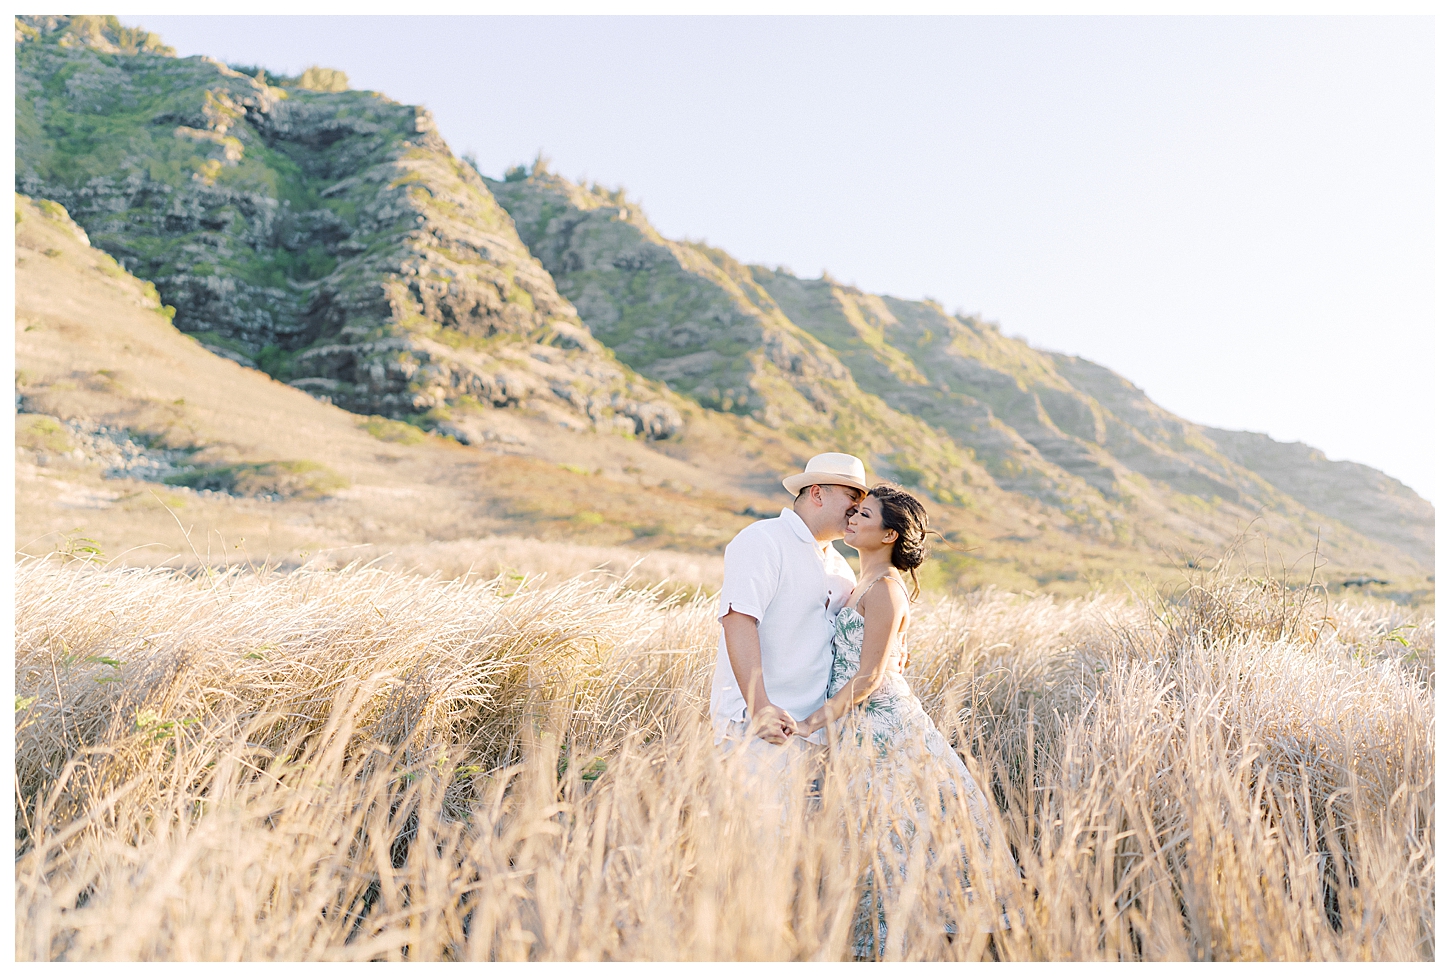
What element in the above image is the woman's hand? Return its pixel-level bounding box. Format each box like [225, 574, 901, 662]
[800, 709, 827, 737]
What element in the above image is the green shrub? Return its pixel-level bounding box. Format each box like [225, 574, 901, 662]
[165, 460, 348, 500]
[361, 416, 427, 445]
[255, 345, 296, 379]
[275, 244, 336, 282]
[16, 415, 73, 454]
[37, 199, 68, 222]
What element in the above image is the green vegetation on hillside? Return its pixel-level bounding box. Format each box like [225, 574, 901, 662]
[163, 459, 348, 500]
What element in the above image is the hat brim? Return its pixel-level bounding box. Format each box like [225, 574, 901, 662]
[782, 472, 870, 496]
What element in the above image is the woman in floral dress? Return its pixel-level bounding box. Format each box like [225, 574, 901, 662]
[799, 484, 1012, 958]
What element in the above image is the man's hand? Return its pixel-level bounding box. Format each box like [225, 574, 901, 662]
[750, 702, 797, 745]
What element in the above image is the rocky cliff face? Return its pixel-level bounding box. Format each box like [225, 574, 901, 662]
[15, 15, 684, 442]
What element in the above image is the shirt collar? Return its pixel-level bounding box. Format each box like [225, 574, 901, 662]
[779, 506, 827, 550]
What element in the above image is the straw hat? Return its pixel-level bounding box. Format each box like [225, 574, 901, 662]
[782, 452, 868, 497]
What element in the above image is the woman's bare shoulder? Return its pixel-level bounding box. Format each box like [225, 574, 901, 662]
[858, 574, 909, 618]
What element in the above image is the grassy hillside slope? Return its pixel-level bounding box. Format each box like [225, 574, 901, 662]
[1201, 426, 1433, 568]
[14, 193, 758, 581]
[485, 168, 990, 507]
[485, 168, 1431, 594]
[25, 190, 1366, 598]
[13, 14, 1432, 602]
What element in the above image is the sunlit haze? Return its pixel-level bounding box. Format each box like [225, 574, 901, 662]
[134, 15, 1435, 502]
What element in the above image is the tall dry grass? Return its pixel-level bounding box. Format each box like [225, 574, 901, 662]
[14, 552, 1434, 960]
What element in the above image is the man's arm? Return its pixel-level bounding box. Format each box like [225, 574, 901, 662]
[721, 609, 796, 744]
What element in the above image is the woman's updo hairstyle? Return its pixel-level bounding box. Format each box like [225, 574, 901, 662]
[868, 483, 932, 599]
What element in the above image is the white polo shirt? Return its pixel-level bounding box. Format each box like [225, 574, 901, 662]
[711, 506, 857, 742]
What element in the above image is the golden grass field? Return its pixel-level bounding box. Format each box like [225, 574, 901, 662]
[13, 540, 1433, 961]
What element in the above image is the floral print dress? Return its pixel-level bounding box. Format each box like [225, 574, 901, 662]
[825, 587, 1012, 958]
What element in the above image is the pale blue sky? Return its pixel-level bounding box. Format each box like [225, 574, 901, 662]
[133, 15, 1435, 502]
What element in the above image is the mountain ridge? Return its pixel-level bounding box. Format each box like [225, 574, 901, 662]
[485, 165, 1431, 575]
[12, 14, 1434, 597]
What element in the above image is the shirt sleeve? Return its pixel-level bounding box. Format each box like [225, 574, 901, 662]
[717, 525, 782, 622]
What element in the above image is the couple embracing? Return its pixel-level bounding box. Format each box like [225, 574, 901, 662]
[710, 451, 998, 815]
[709, 452, 1012, 953]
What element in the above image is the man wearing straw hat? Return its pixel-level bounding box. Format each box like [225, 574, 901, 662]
[711, 452, 867, 780]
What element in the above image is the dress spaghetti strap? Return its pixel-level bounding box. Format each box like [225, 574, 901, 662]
[846, 573, 912, 613]
[881, 575, 911, 599]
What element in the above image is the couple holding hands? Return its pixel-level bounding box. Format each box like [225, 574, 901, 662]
[710, 452, 987, 790]
[707, 453, 1013, 953]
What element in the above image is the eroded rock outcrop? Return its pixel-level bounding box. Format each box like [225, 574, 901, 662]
[15, 14, 682, 440]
